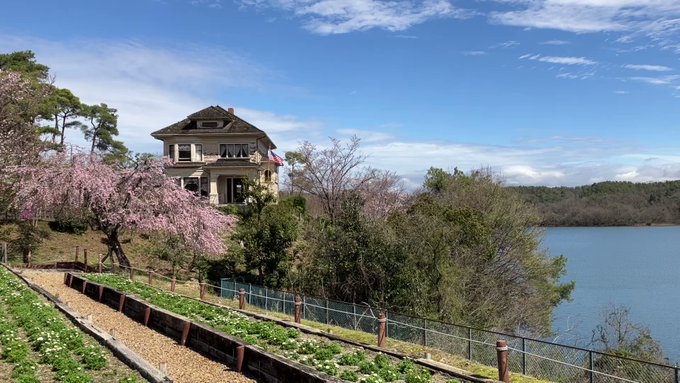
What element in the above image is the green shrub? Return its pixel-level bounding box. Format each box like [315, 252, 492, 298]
[339, 349, 367, 366]
[340, 370, 359, 382]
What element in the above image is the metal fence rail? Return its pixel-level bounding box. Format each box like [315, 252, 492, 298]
[221, 278, 679, 383]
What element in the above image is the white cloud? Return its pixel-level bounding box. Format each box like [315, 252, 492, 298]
[0, 34, 314, 154]
[490, 0, 680, 38]
[238, 0, 470, 34]
[521, 53, 597, 65]
[540, 39, 571, 45]
[463, 50, 487, 56]
[491, 40, 520, 49]
[630, 75, 680, 85]
[336, 128, 393, 143]
[614, 90, 630, 94]
[623, 64, 672, 72]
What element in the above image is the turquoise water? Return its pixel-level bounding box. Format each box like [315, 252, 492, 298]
[543, 226, 680, 362]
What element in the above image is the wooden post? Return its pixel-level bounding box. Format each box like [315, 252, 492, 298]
[294, 295, 302, 323]
[63, 273, 68, 285]
[118, 294, 126, 312]
[75, 246, 80, 262]
[81, 280, 87, 294]
[83, 248, 88, 271]
[496, 340, 510, 383]
[147, 269, 153, 285]
[171, 276, 176, 292]
[97, 254, 102, 273]
[235, 344, 245, 372]
[199, 283, 206, 300]
[112, 262, 117, 273]
[143, 307, 151, 326]
[180, 321, 191, 346]
[68, 273, 73, 287]
[2, 241, 7, 264]
[377, 313, 387, 348]
[129, 266, 134, 281]
[98, 286, 104, 302]
[239, 288, 246, 310]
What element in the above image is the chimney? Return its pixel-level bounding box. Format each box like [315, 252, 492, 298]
[228, 107, 234, 114]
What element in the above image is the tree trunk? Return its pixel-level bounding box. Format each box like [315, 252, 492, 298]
[106, 230, 131, 268]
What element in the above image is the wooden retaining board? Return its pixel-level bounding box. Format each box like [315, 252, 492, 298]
[66, 273, 340, 383]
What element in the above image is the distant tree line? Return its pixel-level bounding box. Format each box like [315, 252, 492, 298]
[510, 181, 680, 226]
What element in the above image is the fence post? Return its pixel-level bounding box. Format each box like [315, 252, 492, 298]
[98, 286, 104, 302]
[180, 321, 191, 346]
[522, 338, 527, 375]
[248, 283, 252, 305]
[97, 254, 102, 273]
[589, 351, 594, 383]
[75, 246, 79, 262]
[171, 276, 176, 292]
[294, 295, 302, 323]
[423, 319, 428, 347]
[303, 295, 307, 320]
[239, 288, 246, 310]
[496, 340, 510, 383]
[147, 269, 153, 285]
[118, 294, 126, 312]
[264, 287, 268, 309]
[199, 283, 206, 300]
[468, 327, 473, 361]
[143, 307, 151, 326]
[235, 344, 245, 372]
[2, 241, 6, 264]
[83, 248, 88, 270]
[353, 303, 357, 330]
[377, 312, 387, 348]
[129, 266, 134, 281]
[325, 299, 329, 325]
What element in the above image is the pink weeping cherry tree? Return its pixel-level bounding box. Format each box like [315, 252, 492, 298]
[14, 152, 237, 268]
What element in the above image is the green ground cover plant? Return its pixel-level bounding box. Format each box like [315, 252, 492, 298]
[0, 268, 141, 383]
[85, 273, 461, 383]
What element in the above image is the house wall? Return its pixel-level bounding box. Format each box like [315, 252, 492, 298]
[158, 134, 280, 205]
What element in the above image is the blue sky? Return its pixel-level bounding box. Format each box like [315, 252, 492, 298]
[2, 0, 680, 187]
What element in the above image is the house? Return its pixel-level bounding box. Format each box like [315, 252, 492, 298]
[151, 105, 282, 205]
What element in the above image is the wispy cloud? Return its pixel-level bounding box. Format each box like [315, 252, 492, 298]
[489, 0, 680, 54]
[540, 39, 570, 45]
[520, 53, 597, 65]
[490, 40, 520, 49]
[623, 64, 672, 72]
[630, 75, 680, 86]
[237, 0, 471, 34]
[463, 50, 487, 56]
[614, 90, 630, 94]
[0, 34, 314, 154]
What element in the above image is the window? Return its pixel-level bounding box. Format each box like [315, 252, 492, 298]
[264, 170, 272, 182]
[182, 177, 209, 198]
[195, 144, 203, 162]
[219, 143, 250, 159]
[168, 144, 175, 160]
[200, 121, 218, 128]
[178, 144, 191, 162]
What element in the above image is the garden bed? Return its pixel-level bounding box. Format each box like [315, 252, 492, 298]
[0, 267, 145, 383]
[75, 272, 472, 383]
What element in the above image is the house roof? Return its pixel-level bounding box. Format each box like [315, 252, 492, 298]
[151, 105, 276, 148]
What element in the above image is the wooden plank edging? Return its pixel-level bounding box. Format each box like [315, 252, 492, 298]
[65, 272, 342, 383]
[3, 266, 172, 383]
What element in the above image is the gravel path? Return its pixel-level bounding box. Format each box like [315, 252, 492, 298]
[20, 270, 256, 383]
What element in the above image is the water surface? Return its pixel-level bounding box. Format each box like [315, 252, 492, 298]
[543, 226, 680, 362]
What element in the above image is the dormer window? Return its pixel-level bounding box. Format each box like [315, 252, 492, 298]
[199, 120, 220, 128]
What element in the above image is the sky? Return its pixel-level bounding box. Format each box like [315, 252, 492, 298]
[2, 0, 680, 187]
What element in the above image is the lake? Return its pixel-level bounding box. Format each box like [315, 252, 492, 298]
[543, 226, 680, 362]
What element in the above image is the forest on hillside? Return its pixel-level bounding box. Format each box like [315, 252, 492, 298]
[511, 181, 680, 226]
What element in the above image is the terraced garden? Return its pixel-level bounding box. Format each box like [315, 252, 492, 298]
[83, 273, 469, 383]
[0, 268, 144, 383]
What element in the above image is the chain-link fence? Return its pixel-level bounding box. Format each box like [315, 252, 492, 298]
[221, 278, 679, 383]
